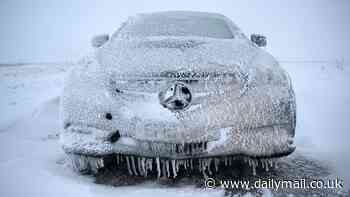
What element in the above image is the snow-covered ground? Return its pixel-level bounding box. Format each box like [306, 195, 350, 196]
[0, 61, 349, 196]
[284, 61, 350, 194]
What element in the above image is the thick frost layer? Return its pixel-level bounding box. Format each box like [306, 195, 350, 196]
[60, 11, 296, 165]
[115, 11, 238, 39]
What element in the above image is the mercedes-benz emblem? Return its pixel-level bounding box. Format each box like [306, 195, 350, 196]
[159, 82, 192, 111]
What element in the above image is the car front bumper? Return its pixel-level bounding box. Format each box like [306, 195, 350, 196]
[61, 122, 295, 159]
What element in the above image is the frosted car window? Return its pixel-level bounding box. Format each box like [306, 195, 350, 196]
[115, 14, 234, 39]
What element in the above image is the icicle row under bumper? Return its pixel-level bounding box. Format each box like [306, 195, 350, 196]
[67, 152, 282, 178]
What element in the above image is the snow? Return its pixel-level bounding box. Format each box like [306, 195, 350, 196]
[286, 61, 350, 187]
[0, 64, 68, 131]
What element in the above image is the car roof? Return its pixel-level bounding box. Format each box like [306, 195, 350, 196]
[136, 11, 227, 19]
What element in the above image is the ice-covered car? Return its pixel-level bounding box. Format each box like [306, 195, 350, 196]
[60, 11, 296, 177]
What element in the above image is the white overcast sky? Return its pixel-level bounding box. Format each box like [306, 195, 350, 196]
[0, 0, 349, 63]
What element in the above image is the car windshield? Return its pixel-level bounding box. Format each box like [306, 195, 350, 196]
[115, 12, 234, 39]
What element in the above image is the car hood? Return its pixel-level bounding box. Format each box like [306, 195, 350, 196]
[96, 36, 261, 77]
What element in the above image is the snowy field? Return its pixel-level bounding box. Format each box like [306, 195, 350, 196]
[0, 61, 349, 196]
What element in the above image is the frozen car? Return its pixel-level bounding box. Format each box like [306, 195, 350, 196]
[60, 11, 296, 177]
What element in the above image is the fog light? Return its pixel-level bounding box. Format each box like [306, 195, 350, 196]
[109, 130, 121, 143]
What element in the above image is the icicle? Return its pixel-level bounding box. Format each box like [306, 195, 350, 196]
[75, 155, 88, 172]
[176, 160, 180, 172]
[260, 159, 268, 172]
[190, 159, 193, 170]
[207, 158, 212, 175]
[69, 155, 81, 172]
[156, 157, 161, 177]
[171, 160, 177, 178]
[93, 158, 99, 170]
[145, 159, 149, 173]
[274, 159, 278, 169]
[90, 158, 103, 173]
[141, 157, 146, 176]
[228, 157, 232, 166]
[268, 159, 273, 168]
[72, 156, 79, 171]
[224, 157, 228, 166]
[265, 160, 269, 171]
[201, 160, 208, 178]
[88, 157, 98, 173]
[98, 158, 104, 168]
[165, 160, 170, 177]
[126, 156, 133, 175]
[130, 156, 138, 175]
[261, 159, 265, 169]
[214, 158, 219, 172]
[91, 158, 99, 173]
[191, 144, 195, 154]
[137, 157, 143, 176]
[149, 158, 153, 171]
[161, 160, 167, 177]
[252, 161, 257, 176]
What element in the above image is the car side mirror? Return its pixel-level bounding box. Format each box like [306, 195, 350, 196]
[91, 34, 109, 48]
[250, 34, 267, 47]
